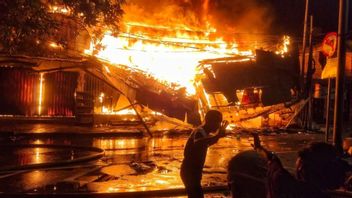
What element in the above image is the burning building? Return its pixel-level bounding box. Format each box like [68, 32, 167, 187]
[0, 54, 200, 132]
[0, 40, 300, 131]
[0, 0, 303, 132]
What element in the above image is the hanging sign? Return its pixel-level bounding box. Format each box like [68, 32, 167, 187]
[321, 32, 337, 57]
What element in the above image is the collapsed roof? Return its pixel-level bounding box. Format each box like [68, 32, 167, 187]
[200, 49, 300, 106]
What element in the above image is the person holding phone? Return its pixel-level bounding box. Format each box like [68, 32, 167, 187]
[252, 133, 348, 198]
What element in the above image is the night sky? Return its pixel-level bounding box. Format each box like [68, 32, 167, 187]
[269, 0, 351, 35]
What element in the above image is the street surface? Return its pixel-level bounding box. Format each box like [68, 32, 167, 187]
[0, 126, 324, 196]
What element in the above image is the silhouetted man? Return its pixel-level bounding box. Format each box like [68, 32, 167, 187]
[180, 109, 228, 198]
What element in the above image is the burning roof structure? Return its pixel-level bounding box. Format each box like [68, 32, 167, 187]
[195, 47, 301, 128]
[199, 49, 300, 106]
[0, 54, 197, 133]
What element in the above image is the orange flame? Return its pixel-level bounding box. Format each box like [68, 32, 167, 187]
[83, 1, 265, 95]
[275, 35, 290, 57]
[86, 24, 253, 95]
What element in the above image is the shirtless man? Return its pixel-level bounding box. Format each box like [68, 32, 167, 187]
[180, 110, 228, 198]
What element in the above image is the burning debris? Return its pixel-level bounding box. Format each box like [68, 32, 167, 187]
[196, 46, 300, 128]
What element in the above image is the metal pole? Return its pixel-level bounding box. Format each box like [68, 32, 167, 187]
[301, 0, 309, 94]
[128, 98, 153, 137]
[325, 78, 332, 142]
[333, 0, 347, 153]
[307, 15, 314, 130]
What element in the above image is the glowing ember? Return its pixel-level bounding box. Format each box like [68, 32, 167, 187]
[99, 93, 105, 103]
[114, 109, 137, 115]
[49, 42, 61, 49]
[226, 123, 236, 130]
[49, 5, 70, 14]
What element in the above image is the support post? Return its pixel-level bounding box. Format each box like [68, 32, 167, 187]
[333, 0, 348, 153]
[307, 15, 314, 130]
[325, 78, 332, 142]
[301, 0, 310, 94]
[128, 98, 153, 137]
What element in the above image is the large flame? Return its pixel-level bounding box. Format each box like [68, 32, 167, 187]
[86, 24, 253, 95]
[83, 0, 278, 95]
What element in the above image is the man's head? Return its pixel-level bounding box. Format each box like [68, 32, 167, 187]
[227, 151, 267, 198]
[296, 142, 348, 190]
[343, 137, 352, 155]
[204, 110, 223, 132]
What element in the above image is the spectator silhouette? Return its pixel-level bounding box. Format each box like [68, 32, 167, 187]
[267, 142, 349, 198]
[227, 150, 267, 198]
[227, 134, 349, 198]
[180, 110, 228, 198]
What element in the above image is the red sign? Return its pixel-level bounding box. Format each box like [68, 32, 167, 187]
[321, 32, 337, 57]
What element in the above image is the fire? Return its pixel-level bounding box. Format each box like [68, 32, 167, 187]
[82, 0, 269, 95]
[49, 5, 70, 14]
[49, 41, 63, 49]
[275, 35, 290, 57]
[86, 24, 253, 95]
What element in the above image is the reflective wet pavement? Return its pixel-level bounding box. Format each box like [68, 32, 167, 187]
[0, 131, 324, 196]
[0, 146, 98, 168]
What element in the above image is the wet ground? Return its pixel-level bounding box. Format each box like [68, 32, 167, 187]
[0, 127, 325, 197]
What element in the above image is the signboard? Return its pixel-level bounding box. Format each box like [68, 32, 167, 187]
[321, 52, 352, 79]
[321, 32, 337, 57]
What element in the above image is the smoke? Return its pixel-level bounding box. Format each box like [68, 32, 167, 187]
[123, 0, 273, 29]
[122, 0, 206, 30]
[207, 0, 273, 33]
[207, 0, 274, 49]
